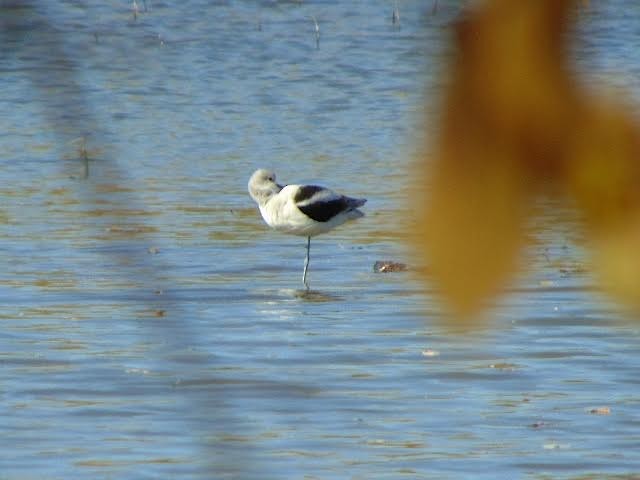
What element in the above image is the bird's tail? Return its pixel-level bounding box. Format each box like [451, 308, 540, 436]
[346, 197, 366, 219]
[347, 197, 367, 209]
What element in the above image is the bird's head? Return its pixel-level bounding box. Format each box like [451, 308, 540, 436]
[248, 168, 282, 205]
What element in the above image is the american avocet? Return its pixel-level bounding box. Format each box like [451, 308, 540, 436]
[248, 168, 366, 289]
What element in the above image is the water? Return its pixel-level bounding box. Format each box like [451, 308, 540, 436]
[1, 1, 640, 478]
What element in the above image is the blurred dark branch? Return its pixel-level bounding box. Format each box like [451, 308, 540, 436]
[1, 0, 253, 475]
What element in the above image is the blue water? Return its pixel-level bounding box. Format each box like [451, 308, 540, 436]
[1, 1, 640, 478]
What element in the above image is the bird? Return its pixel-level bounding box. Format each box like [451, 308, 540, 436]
[248, 168, 366, 290]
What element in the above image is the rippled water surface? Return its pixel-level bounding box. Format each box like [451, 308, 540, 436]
[2, 1, 640, 479]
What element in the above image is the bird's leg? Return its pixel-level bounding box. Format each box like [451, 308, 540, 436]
[302, 236, 311, 290]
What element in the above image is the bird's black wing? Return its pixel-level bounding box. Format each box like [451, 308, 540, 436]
[295, 185, 351, 223]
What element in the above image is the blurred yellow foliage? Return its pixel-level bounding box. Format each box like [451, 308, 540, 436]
[412, 0, 640, 319]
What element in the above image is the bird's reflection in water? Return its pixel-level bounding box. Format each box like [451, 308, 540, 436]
[292, 289, 343, 302]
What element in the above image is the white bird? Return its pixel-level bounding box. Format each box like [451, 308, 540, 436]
[248, 168, 366, 289]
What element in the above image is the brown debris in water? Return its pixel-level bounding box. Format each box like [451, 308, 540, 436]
[373, 260, 408, 273]
[589, 406, 611, 415]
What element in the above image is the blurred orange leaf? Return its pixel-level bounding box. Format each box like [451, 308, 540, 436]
[412, 0, 640, 320]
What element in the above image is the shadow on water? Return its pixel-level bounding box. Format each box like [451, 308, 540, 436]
[245, 288, 344, 303]
[294, 288, 343, 302]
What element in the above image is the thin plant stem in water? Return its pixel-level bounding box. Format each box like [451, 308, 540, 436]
[69, 136, 91, 179]
[311, 15, 320, 49]
[392, 0, 400, 26]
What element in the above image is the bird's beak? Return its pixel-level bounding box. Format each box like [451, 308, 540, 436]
[277, 183, 285, 190]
